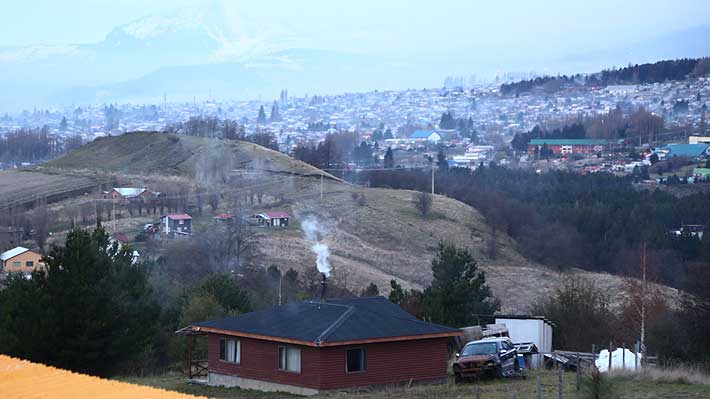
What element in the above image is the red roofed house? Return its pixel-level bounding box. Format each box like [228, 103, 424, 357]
[213, 213, 236, 223]
[255, 212, 290, 228]
[161, 214, 192, 236]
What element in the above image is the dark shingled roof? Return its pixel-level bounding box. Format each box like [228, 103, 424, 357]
[193, 296, 460, 345]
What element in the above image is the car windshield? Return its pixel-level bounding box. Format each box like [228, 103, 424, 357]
[462, 342, 498, 356]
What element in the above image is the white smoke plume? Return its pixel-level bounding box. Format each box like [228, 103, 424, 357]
[301, 216, 332, 277]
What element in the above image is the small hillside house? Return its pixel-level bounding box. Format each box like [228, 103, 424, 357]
[161, 214, 192, 236]
[1, 246, 44, 274]
[180, 297, 461, 395]
[103, 187, 159, 204]
[255, 212, 290, 228]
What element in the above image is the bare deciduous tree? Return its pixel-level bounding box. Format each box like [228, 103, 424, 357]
[206, 207, 257, 272]
[32, 198, 49, 251]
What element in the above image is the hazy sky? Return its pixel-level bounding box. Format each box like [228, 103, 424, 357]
[2, 0, 709, 56]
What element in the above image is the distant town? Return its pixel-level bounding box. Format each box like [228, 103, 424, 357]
[2, 63, 709, 189]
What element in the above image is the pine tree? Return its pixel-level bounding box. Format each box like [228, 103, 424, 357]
[0, 227, 159, 376]
[60, 116, 68, 131]
[423, 242, 497, 326]
[270, 101, 282, 123]
[437, 147, 448, 172]
[384, 146, 395, 168]
[257, 105, 267, 124]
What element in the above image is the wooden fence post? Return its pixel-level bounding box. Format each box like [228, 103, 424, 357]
[536, 373, 542, 399]
[622, 342, 626, 371]
[608, 341, 613, 372]
[558, 365, 563, 399]
[576, 354, 581, 391]
[635, 341, 639, 371]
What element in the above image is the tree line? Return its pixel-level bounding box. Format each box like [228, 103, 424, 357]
[365, 165, 710, 288]
[0, 126, 84, 164]
[501, 57, 710, 95]
[510, 106, 665, 151]
[163, 116, 278, 150]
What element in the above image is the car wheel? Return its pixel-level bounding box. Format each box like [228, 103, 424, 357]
[495, 365, 504, 378]
[453, 365, 462, 383]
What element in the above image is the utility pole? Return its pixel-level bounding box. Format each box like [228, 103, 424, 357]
[278, 274, 283, 306]
[112, 200, 116, 233]
[431, 159, 435, 195]
[320, 171, 324, 201]
[640, 241, 647, 361]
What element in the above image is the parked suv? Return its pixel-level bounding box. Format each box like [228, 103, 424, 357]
[453, 337, 518, 381]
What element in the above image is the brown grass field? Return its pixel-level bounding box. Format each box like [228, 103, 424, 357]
[121, 368, 710, 399]
[2, 132, 682, 313]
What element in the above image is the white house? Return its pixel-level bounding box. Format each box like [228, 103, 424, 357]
[495, 315, 554, 368]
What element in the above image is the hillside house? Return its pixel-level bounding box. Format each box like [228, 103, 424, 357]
[214, 213, 235, 223]
[103, 187, 159, 205]
[161, 214, 192, 236]
[528, 139, 611, 155]
[180, 296, 461, 395]
[671, 224, 704, 240]
[254, 212, 290, 228]
[1, 246, 44, 274]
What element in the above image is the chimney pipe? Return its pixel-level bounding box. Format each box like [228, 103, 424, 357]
[320, 273, 327, 303]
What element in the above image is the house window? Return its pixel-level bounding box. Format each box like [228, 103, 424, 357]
[12, 261, 21, 268]
[278, 346, 301, 373]
[219, 338, 240, 363]
[179, 220, 184, 225]
[26, 261, 34, 267]
[346, 348, 366, 372]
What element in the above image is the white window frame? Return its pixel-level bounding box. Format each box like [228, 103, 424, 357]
[219, 338, 241, 364]
[278, 346, 301, 373]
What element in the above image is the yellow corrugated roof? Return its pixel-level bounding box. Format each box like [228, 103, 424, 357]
[0, 355, 205, 399]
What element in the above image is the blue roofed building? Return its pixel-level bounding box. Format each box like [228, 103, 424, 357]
[409, 130, 441, 143]
[657, 144, 710, 159]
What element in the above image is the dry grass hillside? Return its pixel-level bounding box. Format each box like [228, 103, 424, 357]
[2, 132, 681, 312]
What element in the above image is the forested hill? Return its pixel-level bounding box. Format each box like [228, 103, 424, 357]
[500, 57, 710, 95]
[362, 165, 710, 289]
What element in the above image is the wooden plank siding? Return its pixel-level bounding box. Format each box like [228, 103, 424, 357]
[317, 338, 449, 390]
[208, 334, 323, 389]
[207, 334, 449, 390]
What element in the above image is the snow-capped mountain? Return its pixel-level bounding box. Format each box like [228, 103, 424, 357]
[1, 7, 709, 111]
[0, 7, 306, 109]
